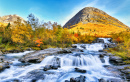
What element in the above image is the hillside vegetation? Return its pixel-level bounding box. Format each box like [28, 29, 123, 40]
[70, 22, 128, 37]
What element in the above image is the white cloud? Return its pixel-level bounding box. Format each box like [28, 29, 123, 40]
[61, 0, 99, 26]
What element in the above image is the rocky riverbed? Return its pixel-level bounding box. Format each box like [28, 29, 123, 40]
[0, 38, 130, 82]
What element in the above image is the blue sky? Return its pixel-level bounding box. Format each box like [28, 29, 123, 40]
[0, 0, 130, 26]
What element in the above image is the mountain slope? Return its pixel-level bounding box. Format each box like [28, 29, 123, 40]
[0, 14, 26, 24]
[64, 7, 128, 29]
[63, 7, 129, 37]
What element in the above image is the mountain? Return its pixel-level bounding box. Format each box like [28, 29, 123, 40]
[63, 7, 129, 37]
[0, 14, 26, 24]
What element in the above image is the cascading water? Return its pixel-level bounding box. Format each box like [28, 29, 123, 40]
[0, 38, 123, 82]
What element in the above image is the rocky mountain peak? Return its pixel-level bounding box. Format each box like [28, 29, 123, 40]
[63, 7, 128, 29]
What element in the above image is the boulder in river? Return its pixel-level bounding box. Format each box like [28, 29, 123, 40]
[92, 38, 104, 43]
[100, 58, 105, 63]
[43, 65, 52, 71]
[62, 48, 72, 53]
[66, 75, 86, 82]
[75, 68, 87, 73]
[106, 43, 117, 48]
[109, 56, 124, 65]
[19, 48, 63, 63]
[71, 44, 77, 48]
[0, 56, 10, 71]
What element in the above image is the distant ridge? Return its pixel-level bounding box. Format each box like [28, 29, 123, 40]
[0, 14, 26, 24]
[63, 7, 129, 29]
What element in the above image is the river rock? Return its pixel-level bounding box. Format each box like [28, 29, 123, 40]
[43, 65, 52, 71]
[70, 48, 83, 52]
[92, 38, 104, 43]
[106, 43, 117, 48]
[62, 48, 72, 53]
[99, 54, 104, 58]
[71, 44, 77, 48]
[109, 56, 123, 65]
[107, 78, 124, 82]
[105, 53, 114, 56]
[0, 56, 10, 71]
[19, 48, 63, 63]
[67, 75, 86, 82]
[99, 78, 107, 82]
[100, 58, 105, 63]
[80, 45, 86, 49]
[75, 68, 87, 73]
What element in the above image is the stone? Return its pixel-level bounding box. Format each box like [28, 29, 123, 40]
[100, 58, 105, 63]
[80, 45, 86, 49]
[62, 48, 72, 53]
[109, 56, 123, 65]
[92, 38, 104, 43]
[99, 78, 107, 82]
[69, 75, 86, 82]
[43, 65, 52, 71]
[19, 48, 63, 63]
[75, 68, 87, 73]
[71, 44, 77, 48]
[99, 54, 104, 58]
[107, 43, 117, 48]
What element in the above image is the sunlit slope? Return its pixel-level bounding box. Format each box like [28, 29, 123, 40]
[64, 7, 129, 37]
[70, 22, 128, 37]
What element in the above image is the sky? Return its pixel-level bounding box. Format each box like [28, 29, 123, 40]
[0, 0, 130, 26]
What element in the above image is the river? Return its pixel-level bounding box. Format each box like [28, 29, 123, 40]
[0, 38, 123, 82]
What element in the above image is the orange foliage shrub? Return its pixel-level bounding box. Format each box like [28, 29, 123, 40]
[35, 39, 43, 47]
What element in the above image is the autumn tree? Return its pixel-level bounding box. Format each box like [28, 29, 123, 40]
[27, 13, 39, 30]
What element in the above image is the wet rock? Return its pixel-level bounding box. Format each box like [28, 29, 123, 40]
[99, 78, 107, 82]
[107, 78, 124, 82]
[13, 79, 20, 82]
[72, 53, 81, 57]
[92, 38, 104, 43]
[80, 45, 86, 49]
[70, 48, 83, 52]
[62, 48, 72, 53]
[109, 56, 123, 65]
[52, 64, 59, 69]
[65, 80, 70, 82]
[120, 69, 130, 76]
[9, 49, 20, 53]
[43, 65, 52, 71]
[99, 54, 104, 58]
[98, 50, 104, 52]
[28, 58, 41, 63]
[107, 43, 117, 48]
[104, 44, 108, 48]
[69, 75, 86, 82]
[53, 57, 61, 67]
[31, 79, 37, 82]
[19, 48, 63, 63]
[26, 48, 32, 51]
[71, 44, 77, 48]
[100, 58, 105, 63]
[23, 69, 45, 80]
[126, 73, 130, 79]
[105, 53, 114, 56]
[0, 56, 10, 71]
[75, 68, 87, 73]
[70, 77, 75, 82]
